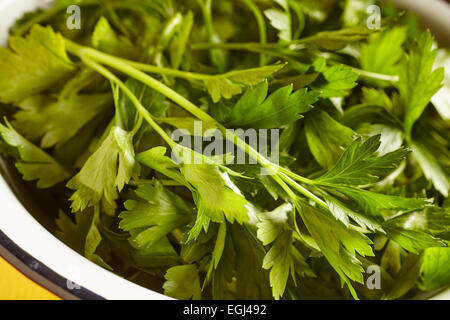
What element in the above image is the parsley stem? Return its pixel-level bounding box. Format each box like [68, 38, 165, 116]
[350, 67, 399, 82]
[279, 173, 328, 210]
[197, 0, 227, 72]
[191, 42, 284, 50]
[191, 43, 305, 67]
[270, 174, 298, 200]
[66, 40, 210, 80]
[241, 0, 268, 66]
[276, 166, 316, 185]
[130, 114, 144, 137]
[81, 58, 177, 149]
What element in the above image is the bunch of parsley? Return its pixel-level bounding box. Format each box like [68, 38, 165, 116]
[0, 0, 449, 300]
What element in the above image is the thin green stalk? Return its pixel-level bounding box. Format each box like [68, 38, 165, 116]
[124, 60, 211, 80]
[270, 174, 298, 200]
[82, 58, 177, 149]
[192, 43, 399, 82]
[129, 179, 184, 187]
[350, 67, 399, 83]
[130, 114, 144, 137]
[191, 42, 305, 67]
[197, 0, 226, 72]
[280, 173, 328, 210]
[241, 0, 268, 66]
[277, 166, 315, 185]
[197, 0, 215, 45]
[191, 42, 284, 50]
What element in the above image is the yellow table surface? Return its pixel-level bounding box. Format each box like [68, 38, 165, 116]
[0, 256, 61, 300]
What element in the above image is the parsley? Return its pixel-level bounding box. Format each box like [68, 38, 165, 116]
[0, 0, 449, 301]
[0, 25, 76, 104]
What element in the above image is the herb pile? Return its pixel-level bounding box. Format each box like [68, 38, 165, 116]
[0, 0, 449, 300]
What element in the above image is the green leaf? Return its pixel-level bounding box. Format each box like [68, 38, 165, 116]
[0, 120, 70, 188]
[382, 253, 423, 300]
[92, 17, 139, 59]
[13, 93, 112, 148]
[398, 31, 445, 137]
[383, 213, 446, 254]
[137, 148, 249, 240]
[257, 203, 291, 246]
[210, 223, 272, 300]
[163, 264, 202, 300]
[420, 247, 450, 291]
[136, 147, 187, 185]
[384, 227, 446, 254]
[0, 25, 76, 104]
[327, 186, 431, 219]
[181, 164, 249, 239]
[204, 64, 286, 103]
[312, 58, 359, 98]
[56, 207, 112, 270]
[411, 140, 449, 197]
[298, 202, 374, 298]
[119, 181, 193, 249]
[264, 7, 291, 42]
[305, 109, 356, 169]
[431, 49, 450, 121]
[316, 135, 410, 186]
[67, 126, 135, 212]
[258, 204, 314, 299]
[225, 81, 318, 128]
[300, 25, 374, 51]
[323, 193, 383, 232]
[361, 27, 407, 81]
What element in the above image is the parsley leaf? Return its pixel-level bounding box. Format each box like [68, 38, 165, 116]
[315, 135, 410, 186]
[163, 264, 202, 300]
[311, 58, 359, 98]
[92, 17, 139, 59]
[0, 25, 76, 104]
[264, 0, 292, 42]
[360, 27, 407, 83]
[305, 109, 356, 169]
[56, 207, 112, 270]
[224, 81, 318, 128]
[204, 64, 286, 103]
[136, 148, 249, 240]
[300, 25, 374, 51]
[298, 202, 374, 298]
[67, 126, 135, 212]
[119, 181, 193, 249]
[0, 120, 70, 188]
[410, 140, 450, 197]
[398, 31, 445, 137]
[181, 164, 249, 238]
[13, 93, 112, 149]
[327, 186, 431, 219]
[420, 247, 450, 291]
[258, 204, 314, 299]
